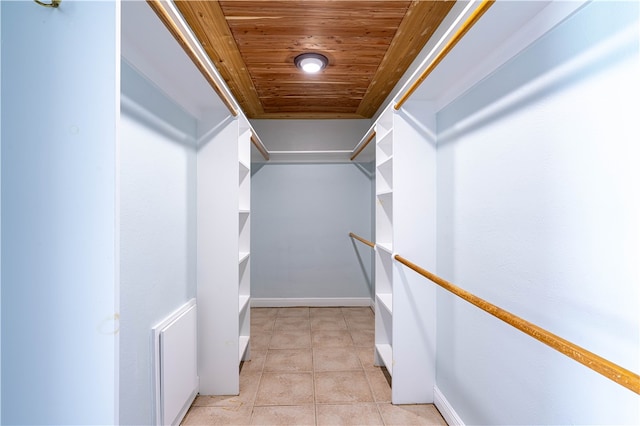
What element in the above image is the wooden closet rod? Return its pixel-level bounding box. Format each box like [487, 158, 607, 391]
[394, 0, 495, 111]
[394, 254, 640, 395]
[349, 232, 375, 249]
[147, 0, 239, 117]
[350, 131, 376, 161]
[251, 135, 270, 161]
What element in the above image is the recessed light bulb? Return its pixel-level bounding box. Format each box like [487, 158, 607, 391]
[301, 57, 323, 73]
[295, 53, 328, 73]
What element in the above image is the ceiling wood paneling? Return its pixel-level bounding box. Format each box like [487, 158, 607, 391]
[176, 1, 455, 119]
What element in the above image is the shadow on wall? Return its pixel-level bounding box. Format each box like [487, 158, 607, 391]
[350, 237, 374, 299]
[437, 3, 639, 146]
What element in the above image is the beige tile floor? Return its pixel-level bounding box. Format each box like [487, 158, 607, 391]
[182, 307, 447, 425]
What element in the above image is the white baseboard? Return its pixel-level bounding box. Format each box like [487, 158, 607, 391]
[434, 385, 464, 426]
[251, 297, 373, 308]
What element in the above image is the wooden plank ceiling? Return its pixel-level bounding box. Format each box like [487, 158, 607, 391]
[176, 1, 455, 119]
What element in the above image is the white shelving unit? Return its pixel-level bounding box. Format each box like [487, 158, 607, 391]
[238, 116, 252, 367]
[374, 105, 394, 377]
[373, 102, 437, 404]
[198, 114, 253, 395]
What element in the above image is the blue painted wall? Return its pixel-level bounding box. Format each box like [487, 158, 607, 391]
[435, 2, 639, 423]
[251, 162, 374, 300]
[119, 61, 198, 425]
[1, 2, 118, 423]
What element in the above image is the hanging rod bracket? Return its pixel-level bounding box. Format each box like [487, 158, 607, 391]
[34, 0, 61, 8]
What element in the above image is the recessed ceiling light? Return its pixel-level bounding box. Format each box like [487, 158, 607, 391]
[294, 53, 328, 74]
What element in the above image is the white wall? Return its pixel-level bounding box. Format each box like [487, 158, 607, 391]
[119, 61, 198, 425]
[435, 2, 639, 424]
[1, 1, 119, 423]
[251, 119, 371, 151]
[251, 162, 374, 301]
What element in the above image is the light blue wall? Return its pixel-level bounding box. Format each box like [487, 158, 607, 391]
[435, 2, 639, 424]
[251, 119, 370, 151]
[251, 162, 374, 299]
[1, 1, 118, 423]
[119, 61, 198, 425]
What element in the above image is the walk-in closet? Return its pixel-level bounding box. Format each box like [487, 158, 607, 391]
[1, 1, 638, 425]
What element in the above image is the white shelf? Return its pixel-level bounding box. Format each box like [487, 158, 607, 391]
[239, 251, 250, 264]
[375, 344, 393, 376]
[377, 158, 393, 183]
[376, 126, 393, 146]
[376, 137, 393, 165]
[239, 161, 250, 182]
[376, 157, 393, 193]
[239, 295, 250, 313]
[377, 155, 393, 171]
[239, 202, 250, 213]
[377, 191, 393, 207]
[376, 191, 392, 222]
[377, 293, 393, 314]
[239, 209, 250, 215]
[239, 159, 250, 173]
[238, 335, 250, 363]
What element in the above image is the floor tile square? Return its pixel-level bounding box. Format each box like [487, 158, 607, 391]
[312, 330, 354, 348]
[341, 307, 374, 318]
[310, 307, 344, 318]
[377, 403, 448, 425]
[182, 405, 252, 425]
[315, 370, 374, 404]
[255, 372, 314, 406]
[251, 308, 279, 320]
[316, 403, 383, 425]
[357, 347, 376, 369]
[264, 349, 313, 372]
[250, 334, 272, 351]
[270, 330, 311, 349]
[349, 329, 374, 347]
[365, 368, 392, 402]
[277, 307, 309, 318]
[240, 349, 266, 375]
[250, 405, 315, 425]
[313, 347, 362, 371]
[346, 315, 375, 330]
[311, 316, 348, 330]
[192, 394, 244, 408]
[274, 317, 310, 331]
[240, 370, 262, 398]
[251, 317, 275, 334]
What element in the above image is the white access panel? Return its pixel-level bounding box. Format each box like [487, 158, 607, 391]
[153, 299, 198, 426]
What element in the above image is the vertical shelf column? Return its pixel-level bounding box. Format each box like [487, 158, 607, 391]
[373, 102, 437, 404]
[197, 112, 252, 395]
[391, 102, 437, 404]
[238, 117, 252, 363]
[374, 105, 395, 372]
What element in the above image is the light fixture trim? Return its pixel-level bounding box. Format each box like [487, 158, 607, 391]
[294, 53, 328, 74]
